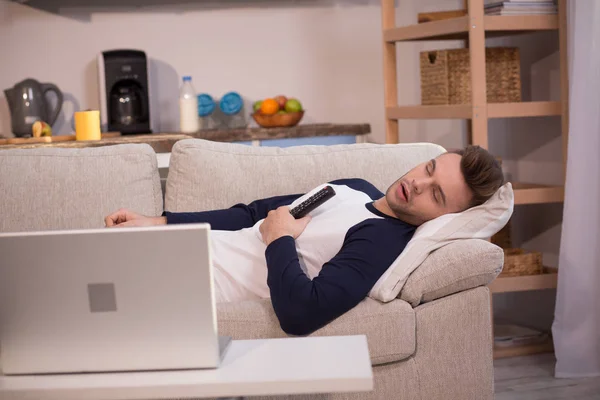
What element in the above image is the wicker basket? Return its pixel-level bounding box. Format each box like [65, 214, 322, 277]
[420, 47, 522, 105]
[501, 248, 543, 277]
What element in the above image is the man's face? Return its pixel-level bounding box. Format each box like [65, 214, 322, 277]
[385, 153, 472, 226]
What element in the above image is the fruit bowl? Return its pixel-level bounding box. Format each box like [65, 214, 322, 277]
[252, 111, 304, 128]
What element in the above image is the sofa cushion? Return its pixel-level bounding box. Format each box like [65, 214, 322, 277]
[217, 297, 416, 365]
[400, 239, 504, 307]
[165, 139, 445, 211]
[0, 144, 163, 232]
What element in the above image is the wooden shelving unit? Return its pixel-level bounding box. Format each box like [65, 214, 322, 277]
[381, 0, 568, 358]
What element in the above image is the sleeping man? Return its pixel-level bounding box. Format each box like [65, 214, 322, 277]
[105, 145, 504, 335]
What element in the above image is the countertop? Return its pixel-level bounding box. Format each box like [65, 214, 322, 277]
[0, 124, 371, 153]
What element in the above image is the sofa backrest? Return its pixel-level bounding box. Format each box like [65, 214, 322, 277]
[165, 139, 445, 212]
[0, 144, 163, 232]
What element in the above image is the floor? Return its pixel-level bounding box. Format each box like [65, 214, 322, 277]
[495, 354, 600, 399]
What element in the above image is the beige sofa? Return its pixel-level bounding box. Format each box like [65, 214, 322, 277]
[0, 139, 502, 399]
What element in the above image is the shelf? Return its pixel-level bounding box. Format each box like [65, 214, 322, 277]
[512, 183, 564, 204]
[485, 15, 559, 32]
[386, 105, 472, 119]
[381, 0, 567, 362]
[384, 15, 558, 42]
[489, 270, 558, 293]
[386, 102, 561, 120]
[384, 16, 470, 41]
[0, 124, 372, 153]
[487, 101, 561, 118]
[494, 338, 554, 359]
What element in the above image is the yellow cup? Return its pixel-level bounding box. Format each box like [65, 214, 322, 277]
[74, 110, 101, 141]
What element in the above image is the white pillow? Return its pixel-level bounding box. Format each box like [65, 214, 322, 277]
[369, 182, 514, 303]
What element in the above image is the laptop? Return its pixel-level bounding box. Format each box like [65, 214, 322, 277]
[0, 223, 230, 375]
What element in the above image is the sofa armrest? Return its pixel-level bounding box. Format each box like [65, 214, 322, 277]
[217, 297, 416, 365]
[399, 239, 504, 307]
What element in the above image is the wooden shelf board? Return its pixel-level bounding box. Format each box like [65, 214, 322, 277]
[384, 16, 470, 42]
[494, 338, 554, 359]
[418, 10, 467, 24]
[488, 101, 561, 118]
[386, 105, 472, 119]
[385, 15, 558, 42]
[489, 270, 558, 293]
[512, 182, 564, 204]
[387, 102, 560, 120]
[485, 15, 559, 32]
[494, 339, 554, 359]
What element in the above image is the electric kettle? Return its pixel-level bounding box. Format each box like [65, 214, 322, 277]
[4, 78, 64, 137]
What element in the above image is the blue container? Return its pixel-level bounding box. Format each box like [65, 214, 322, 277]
[219, 91, 247, 129]
[198, 94, 216, 116]
[197, 94, 217, 130]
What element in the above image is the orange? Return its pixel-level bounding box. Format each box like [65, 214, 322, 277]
[260, 98, 279, 115]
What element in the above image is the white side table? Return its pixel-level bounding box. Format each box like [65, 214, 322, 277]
[0, 335, 373, 400]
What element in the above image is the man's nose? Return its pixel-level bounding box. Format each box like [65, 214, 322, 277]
[412, 178, 433, 194]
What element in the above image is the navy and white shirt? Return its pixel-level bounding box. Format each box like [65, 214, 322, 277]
[164, 179, 416, 335]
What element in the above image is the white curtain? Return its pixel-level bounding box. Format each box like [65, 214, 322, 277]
[552, 0, 600, 378]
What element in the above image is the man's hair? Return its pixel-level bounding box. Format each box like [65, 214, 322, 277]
[449, 145, 504, 208]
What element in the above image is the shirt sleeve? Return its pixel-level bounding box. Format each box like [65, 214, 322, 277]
[161, 178, 373, 231]
[163, 193, 303, 231]
[264, 219, 413, 336]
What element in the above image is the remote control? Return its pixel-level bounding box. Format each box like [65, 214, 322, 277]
[289, 186, 336, 219]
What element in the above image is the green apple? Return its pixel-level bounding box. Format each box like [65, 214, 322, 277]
[285, 98, 303, 113]
[253, 100, 263, 112]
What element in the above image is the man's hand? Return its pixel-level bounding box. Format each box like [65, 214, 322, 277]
[105, 208, 166, 228]
[259, 206, 311, 246]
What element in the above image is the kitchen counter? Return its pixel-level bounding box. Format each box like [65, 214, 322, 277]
[0, 124, 371, 153]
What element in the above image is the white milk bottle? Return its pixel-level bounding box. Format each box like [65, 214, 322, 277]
[179, 76, 199, 133]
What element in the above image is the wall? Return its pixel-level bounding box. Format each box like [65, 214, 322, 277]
[0, 0, 463, 145]
[0, 0, 562, 330]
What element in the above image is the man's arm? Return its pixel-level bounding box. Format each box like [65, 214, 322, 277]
[164, 178, 379, 230]
[163, 193, 303, 231]
[106, 193, 303, 230]
[265, 219, 414, 336]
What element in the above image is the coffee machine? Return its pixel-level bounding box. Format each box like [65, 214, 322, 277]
[97, 50, 152, 134]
